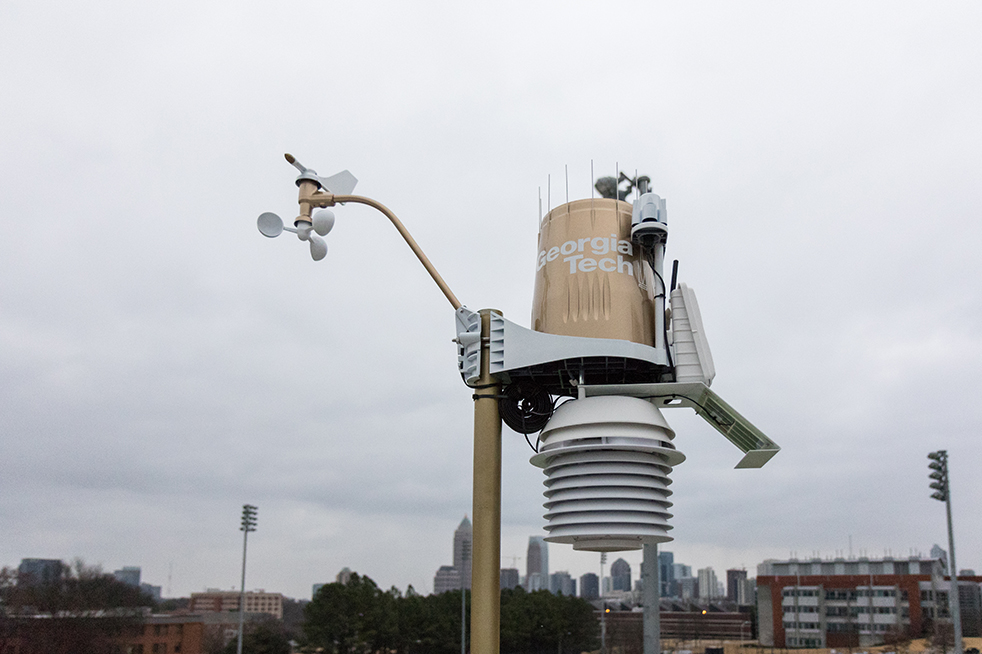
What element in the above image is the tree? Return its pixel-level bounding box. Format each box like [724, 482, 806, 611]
[302, 572, 597, 654]
[220, 617, 291, 654]
[303, 573, 397, 653]
[499, 587, 598, 654]
[280, 596, 308, 641]
[0, 560, 154, 654]
[929, 619, 954, 654]
[884, 624, 913, 654]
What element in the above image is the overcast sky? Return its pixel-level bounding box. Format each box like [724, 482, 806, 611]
[2, 1, 980, 601]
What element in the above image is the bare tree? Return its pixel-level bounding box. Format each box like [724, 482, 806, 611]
[0, 559, 153, 654]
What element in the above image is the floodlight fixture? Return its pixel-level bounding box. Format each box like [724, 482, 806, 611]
[241, 504, 258, 531]
[927, 451, 949, 502]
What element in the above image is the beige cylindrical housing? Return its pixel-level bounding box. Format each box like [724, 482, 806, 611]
[532, 198, 656, 346]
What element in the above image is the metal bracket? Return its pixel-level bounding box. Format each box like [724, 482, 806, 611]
[582, 381, 779, 468]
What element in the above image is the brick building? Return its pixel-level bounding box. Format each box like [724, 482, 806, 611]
[603, 608, 754, 651]
[188, 590, 283, 620]
[757, 555, 982, 648]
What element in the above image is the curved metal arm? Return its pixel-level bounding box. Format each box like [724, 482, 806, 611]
[334, 194, 461, 310]
[297, 179, 461, 310]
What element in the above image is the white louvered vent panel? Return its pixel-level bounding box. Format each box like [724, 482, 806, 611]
[530, 395, 685, 552]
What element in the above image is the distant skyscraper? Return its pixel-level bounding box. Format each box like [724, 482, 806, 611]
[140, 582, 163, 601]
[434, 566, 461, 594]
[611, 558, 632, 592]
[550, 571, 575, 596]
[454, 516, 473, 590]
[313, 568, 352, 598]
[579, 572, 599, 600]
[526, 536, 548, 590]
[738, 576, 756, 606]
[726, 569, 747, 603]
[658, 551, 675, 597]
[500, 568, 520, 590]
[18, 559, 64, 585]
[678, 576, 697, 600]
[432, 516, 473, 594]
[698, 567, 720, 599]
[114, 566, 141, 587]
[673, 563, 692, 580]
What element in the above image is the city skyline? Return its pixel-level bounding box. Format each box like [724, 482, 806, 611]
[6, 539, 963, 603]
[2, 2, 981, 602]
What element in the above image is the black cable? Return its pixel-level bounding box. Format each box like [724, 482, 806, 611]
[499, 382, 553, 435]
[644, 248, 675, 374]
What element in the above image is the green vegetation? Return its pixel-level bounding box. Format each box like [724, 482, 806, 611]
[303, 572, 598, 654]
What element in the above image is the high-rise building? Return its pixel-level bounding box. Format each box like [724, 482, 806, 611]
[674, 563, 692, 582]
[114, 566, 141, 587]
[611, 559, 632, 592]
[727, 569, 748, 603]
[756, 554, 982, 648]
[527, 573, 547, 591]
[433, 566, 461, 594]
[18, 559, 64, 585]
[580, 573, 600, 600]
[698, 567, 720, 599]
[739, 576, 757, 606]
[550, 571, 575, 596]
[678, 576, 697, 600]
[500, 568, 520, 590]
[526, 536, 549, 591]
[141, 583, 163, 601]
[961, 581, 982, 637]
[659, 551, 675, 597]
[454, 516, 473, 591]
[313, 567, 354, 598]
[432, 516, 473, 593]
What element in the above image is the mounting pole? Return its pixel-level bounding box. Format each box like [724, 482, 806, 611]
[642, 543, 661, 654]
[470, 308, 502, 654]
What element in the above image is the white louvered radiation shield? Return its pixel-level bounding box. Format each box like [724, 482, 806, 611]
[530, 395, 685, 552]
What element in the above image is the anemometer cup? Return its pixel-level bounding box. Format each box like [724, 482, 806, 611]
[257, 212, 284, 238]
[312, 210, 335, 236]
[309, 235, 327, 261]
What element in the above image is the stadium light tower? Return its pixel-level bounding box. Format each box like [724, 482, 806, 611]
[257, 157, 780, 654]
[238, 504, 258, 654]
[928, 451, 962, 654]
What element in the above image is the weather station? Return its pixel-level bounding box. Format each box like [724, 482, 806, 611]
[257, 155, 780, 654]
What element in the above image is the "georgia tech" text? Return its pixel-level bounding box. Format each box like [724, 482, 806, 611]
[536, 235, 635, 275]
